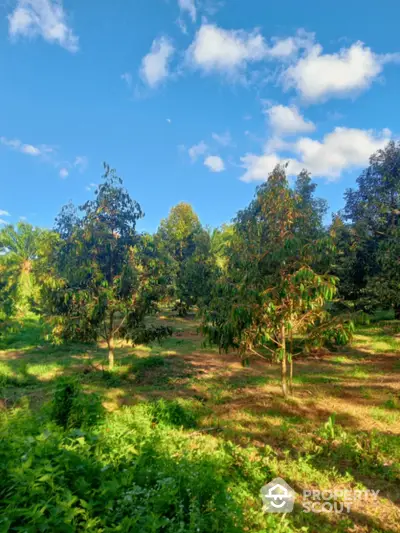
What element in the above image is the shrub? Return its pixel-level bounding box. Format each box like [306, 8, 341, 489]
[146, 398, 202, 429]
[51, 378, 104, 429]
[0, 403, 300, 533]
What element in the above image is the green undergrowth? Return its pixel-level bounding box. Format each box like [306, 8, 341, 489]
[1, 387, 399, 532]
[0, 393, 300, 533]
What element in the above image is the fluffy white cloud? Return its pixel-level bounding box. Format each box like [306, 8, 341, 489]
[188, 141, 208, 161]
[187, 24, 268, 75]
[283, 42, 399, 102]
[1, 136, 43, 156]
[266, 105, 315, 136]
[187, 25, 315, 76]
[204, 155, 225, 172]
[8, 0, 79, 52]
[0, 210, 10, 217]
[292, 127, 391, 178]
[241, 127, 391, 182]
[59, 167, 69, 178]
[212, 131, 232, 146]
[140, 37, 175, 88]
[86, 182, 97, 191]
[240, 153, 283, 182]
[178, 0, 196, 22]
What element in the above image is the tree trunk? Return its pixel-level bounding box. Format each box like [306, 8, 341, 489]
[289, 329, 294, 396]
[395, 306, 400, 320]
[281, 325, 288, 398]
[107, 336, 115, 370]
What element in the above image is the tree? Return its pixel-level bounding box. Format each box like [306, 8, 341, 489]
[294, 170, 328, 240]
[343, 141, 400, 316]
[158, 203, 202, 263]
[210, 224, 234, 272]
[40, 164, 171, 369]
[0, 222, 44, 315]
[176, 230, 215, 311]
[157, 202, 210, 314]
[202, 166, 352, 397]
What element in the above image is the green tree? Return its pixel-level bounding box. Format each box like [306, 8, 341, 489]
[202, 166, 352, 397]
[177, 230, 215, 311]
[0, 222, 44, 315]
[210, 224, 234, 272]
[40, 164, 171, 369]
[343, 141, 400, 316]
[158, 202, 202, 263]
[157, 202, 210, 314]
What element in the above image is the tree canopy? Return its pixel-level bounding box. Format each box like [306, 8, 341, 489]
[39, 164, 171, 368]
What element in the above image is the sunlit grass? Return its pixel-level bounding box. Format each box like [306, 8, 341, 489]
[370, 406, 400, 424]
[1, 311, 400, 531]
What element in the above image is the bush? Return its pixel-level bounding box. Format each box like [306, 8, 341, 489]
[51, 378, 104, 429]
[0, 403, 300, 533]
[146, 398, 201, 429]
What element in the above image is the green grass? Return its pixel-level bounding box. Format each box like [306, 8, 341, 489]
[370, 407, 400, 424]
[1, 313, 400, 532]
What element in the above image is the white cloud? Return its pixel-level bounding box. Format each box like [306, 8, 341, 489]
[0, 210, 10, 217]
[140, 37, 175, 88]
[0, 138, 21, 149]
[121, 72, 132, 88]
[21, 144, 41, 156]
[188, 24, 268, 75]
[264, 136, 293, 153]
[266, 105, 315, 136]
[59, 167, 68, 178]
[204, 155, 225, 172]
[0, 219, 8, 225]
[74, 155, 88, 172]
[212, 131, 232, 146]
[268, 30, 314, 59]
[240, 153, 283, 182]
[292, 127, 391, 179]
[1, 136, 43, 156]
[283, 41, 399, 102]
[187, 25, 316, 77]
[178, 0, 196, 22]
[240, 127, 391, 182]
[8, 0, 79, 53]
[86, 182, 97, 191]
[188, 141, 208, 161]
[166, 118, 172, 124]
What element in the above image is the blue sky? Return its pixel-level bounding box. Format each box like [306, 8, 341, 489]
[1, 0, 400, 233]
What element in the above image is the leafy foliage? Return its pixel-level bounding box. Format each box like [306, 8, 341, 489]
[0, 223, 49, 316]
[340, 141, 400, 315]
[39, 164, 172, 368]
[157, 203, 215, 315]
[51, 378, 104, 429]
[202, 165, 353, 396]
[0, 399, 300, 533]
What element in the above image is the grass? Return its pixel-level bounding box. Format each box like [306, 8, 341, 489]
[1, 312, 400, 532]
